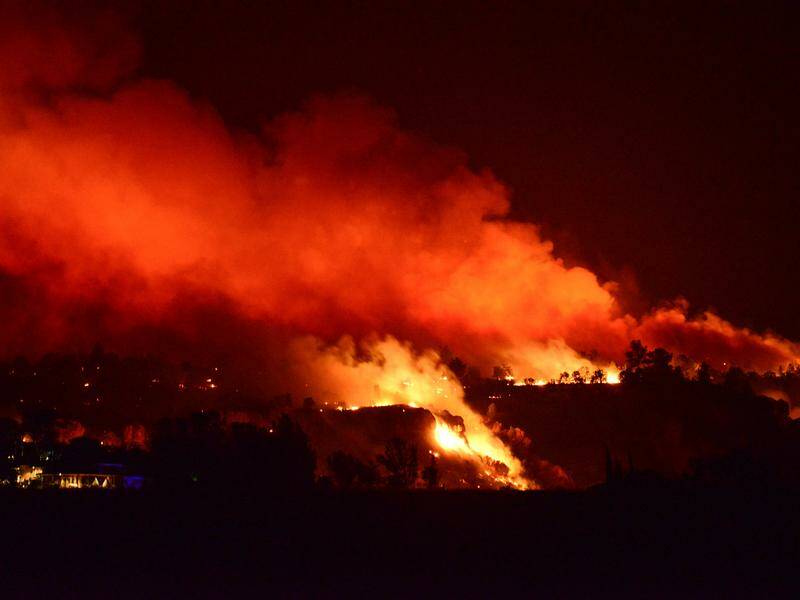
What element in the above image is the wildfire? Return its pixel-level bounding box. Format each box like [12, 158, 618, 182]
[0, 28, 796, 392]
[506, 362, 621, 386]
[1, 8, 798, 497]
[433, 419, 471, 454]
[434, 418, 531, 489]
[294, 336, 532, 489]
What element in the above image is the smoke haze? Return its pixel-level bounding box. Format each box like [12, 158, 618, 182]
[0, 6, 797, 384]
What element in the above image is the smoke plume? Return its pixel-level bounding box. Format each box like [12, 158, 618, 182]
[1, 6, 799, 484]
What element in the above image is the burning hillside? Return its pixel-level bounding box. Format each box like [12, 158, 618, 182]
[294, 405, 522, 489]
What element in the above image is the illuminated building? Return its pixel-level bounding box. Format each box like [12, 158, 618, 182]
[15, 465, 43, 487]
[42, 473, 120, 489]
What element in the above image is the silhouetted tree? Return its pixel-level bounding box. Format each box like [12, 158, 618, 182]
[624, 340, 648, 373]
[723, 367, 751, 394]
[590, 369, 606, 384]
[269, 414, 317, 490]
[696, 361, 712, 384]
[447, 357, 468, 381]
[327, 451, 364, 488]
[492, 365, 513, 382]
[644, 348, 672, 372]
[378, 438, 418, 487]
[355, 459, 380, 487]
[422, 455, 439, 488]
[620, 341, 681, 384]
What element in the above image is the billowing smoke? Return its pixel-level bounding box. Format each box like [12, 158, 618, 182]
[1, 7, 798, 484]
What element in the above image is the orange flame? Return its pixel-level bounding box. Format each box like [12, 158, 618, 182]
[292, 335, 531, 488]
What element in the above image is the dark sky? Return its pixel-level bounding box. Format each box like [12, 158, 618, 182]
[135, 1, 800, 338]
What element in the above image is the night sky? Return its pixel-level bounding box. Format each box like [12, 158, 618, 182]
[136, 0, 800, 338]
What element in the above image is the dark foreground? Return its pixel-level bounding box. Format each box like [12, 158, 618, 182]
[1, 483, 798, 598]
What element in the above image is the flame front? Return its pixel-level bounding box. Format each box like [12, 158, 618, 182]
[433, 419, 470, 454]
[292, 335, 531, 488]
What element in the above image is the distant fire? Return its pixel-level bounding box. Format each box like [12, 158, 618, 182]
[291, 336, 530, 487]
[0, 7, 799, 489]
[1, 11, 798, 384]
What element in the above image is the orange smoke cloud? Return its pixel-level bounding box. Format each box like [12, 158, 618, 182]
[0, 10, 797, 383]
[634, 303, 800, 372]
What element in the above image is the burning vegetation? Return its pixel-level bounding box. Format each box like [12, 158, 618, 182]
[2, 342, 800, 491]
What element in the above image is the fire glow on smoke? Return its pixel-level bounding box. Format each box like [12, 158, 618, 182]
[1, 7, 800, 487]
